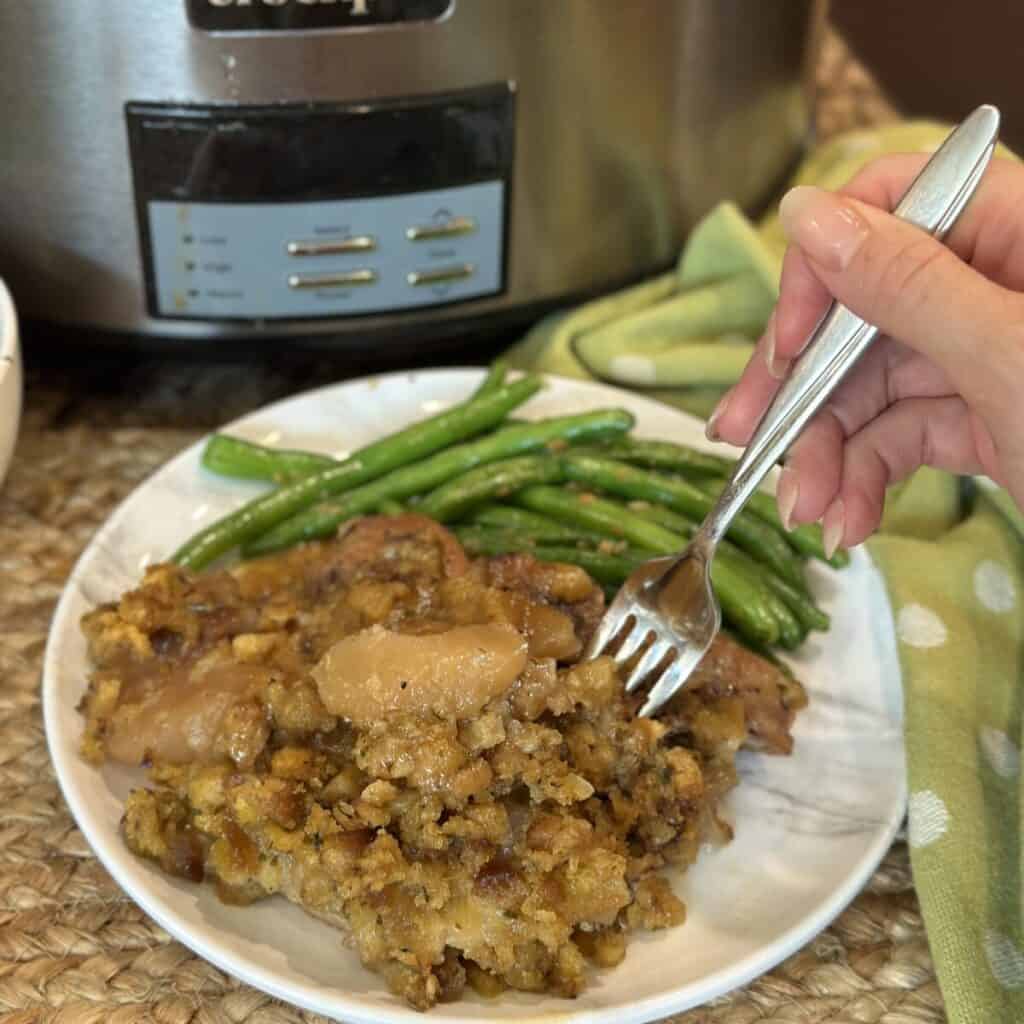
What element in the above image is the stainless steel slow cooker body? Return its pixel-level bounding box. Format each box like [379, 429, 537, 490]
[0, 1, 821, 349]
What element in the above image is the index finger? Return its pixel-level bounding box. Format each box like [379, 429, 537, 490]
[843, 153, 1024, 288]
[773, 153, 1024, 362]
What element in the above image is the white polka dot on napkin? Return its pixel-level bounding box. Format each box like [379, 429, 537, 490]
[897, 604, 948, 648]
[974, 560, 1017, 614]
[985, 930, 1024, 990]
[907, 790, 950, 849]
[979, 727, 1021, 779]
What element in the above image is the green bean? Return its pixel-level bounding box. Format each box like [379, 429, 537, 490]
[375, 499, 406, 516]
[527, 546, 640, 587]
[467, 505, 615, 548]
[700, 541, 803, 649]
[728, 559, 803, 648]
[453, 523, 534, 557]
[418, 455, 564, 522]
[732, 549, 829, 634]
[243, 409, 634, 557]
[514, 485, 780, 647]
[561, 454, 807, 589]
[469, 505, 581, 541]
[201, 434, 337, 484]
[692, 476, 849, 568]
[471, 359, 509, 398]
[515, 485, 682, 553]
[575, 437, 735, 478]
[172, 375, 542, 570]
[626, 500, 698, 535]
[454, 526, 644, 586]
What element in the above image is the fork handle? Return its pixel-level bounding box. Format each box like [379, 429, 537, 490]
[698, 104, 1000, 548]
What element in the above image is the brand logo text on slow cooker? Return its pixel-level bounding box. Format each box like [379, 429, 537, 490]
[208, 0, 370, 9]
[187, 0, 451, 30]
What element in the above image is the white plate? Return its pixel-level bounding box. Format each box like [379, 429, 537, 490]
[43, 369, 906, 1024]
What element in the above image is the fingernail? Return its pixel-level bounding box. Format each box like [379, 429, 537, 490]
[778, 185, 870, 272]
[777, 468, 799, 532]
[763, 319, 788, 380]
[705, 389, 731, 442]
[823, 498, 846, 559]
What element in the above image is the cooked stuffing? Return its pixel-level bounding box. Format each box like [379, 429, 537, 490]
[78, 514, 805, 1009]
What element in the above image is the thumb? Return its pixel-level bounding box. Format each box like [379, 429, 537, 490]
[777, 185, 1024, 425]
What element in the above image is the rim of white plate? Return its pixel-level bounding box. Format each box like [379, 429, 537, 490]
[42, 367, 906, 1024]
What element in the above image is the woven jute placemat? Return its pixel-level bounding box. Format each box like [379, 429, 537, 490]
[0, 28, 945, 1024]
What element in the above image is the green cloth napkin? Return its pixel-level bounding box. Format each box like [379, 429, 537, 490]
[503, 119, 1024, 1023]
[871, 474, 1024, 1024]
[502, 206, 776, 421]
[504, 119, 1018, 419]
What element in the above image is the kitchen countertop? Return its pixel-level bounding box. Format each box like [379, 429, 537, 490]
[0, 29, 947, 1024]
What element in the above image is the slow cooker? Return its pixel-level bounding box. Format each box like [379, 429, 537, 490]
[0, 1, 822, 354]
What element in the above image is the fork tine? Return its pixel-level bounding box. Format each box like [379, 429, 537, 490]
[613, 624, 652, 669]
[636, 659, 685, 719]
[584, 608, 634, 659]
[624, 638, 674, 694]
[637, 638, 713, 718]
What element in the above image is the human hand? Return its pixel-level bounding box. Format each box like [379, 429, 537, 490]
[706, 154, 1024, 556]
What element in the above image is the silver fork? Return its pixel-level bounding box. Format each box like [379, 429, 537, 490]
[585, 103, 1001, 717]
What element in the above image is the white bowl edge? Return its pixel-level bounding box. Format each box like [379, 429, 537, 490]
[0, 277, 22, 487]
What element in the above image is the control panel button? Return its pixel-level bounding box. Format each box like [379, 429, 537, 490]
[406, 216, 477, 241]
[288, 269, 378, 290]
[287, 235, 377, 257]
[407, 264, 476, 287]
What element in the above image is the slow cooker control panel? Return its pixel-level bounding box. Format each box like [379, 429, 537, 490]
[126, 88, 513, 323]
[145, 183, 502, 320]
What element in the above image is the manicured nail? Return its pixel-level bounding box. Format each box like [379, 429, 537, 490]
[705, 389, 731, 441]
[778, 185, 870, 272]
[777, 468, 799, 532]
[763, 318, 788, 380]
[823, 498, 846, 559]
